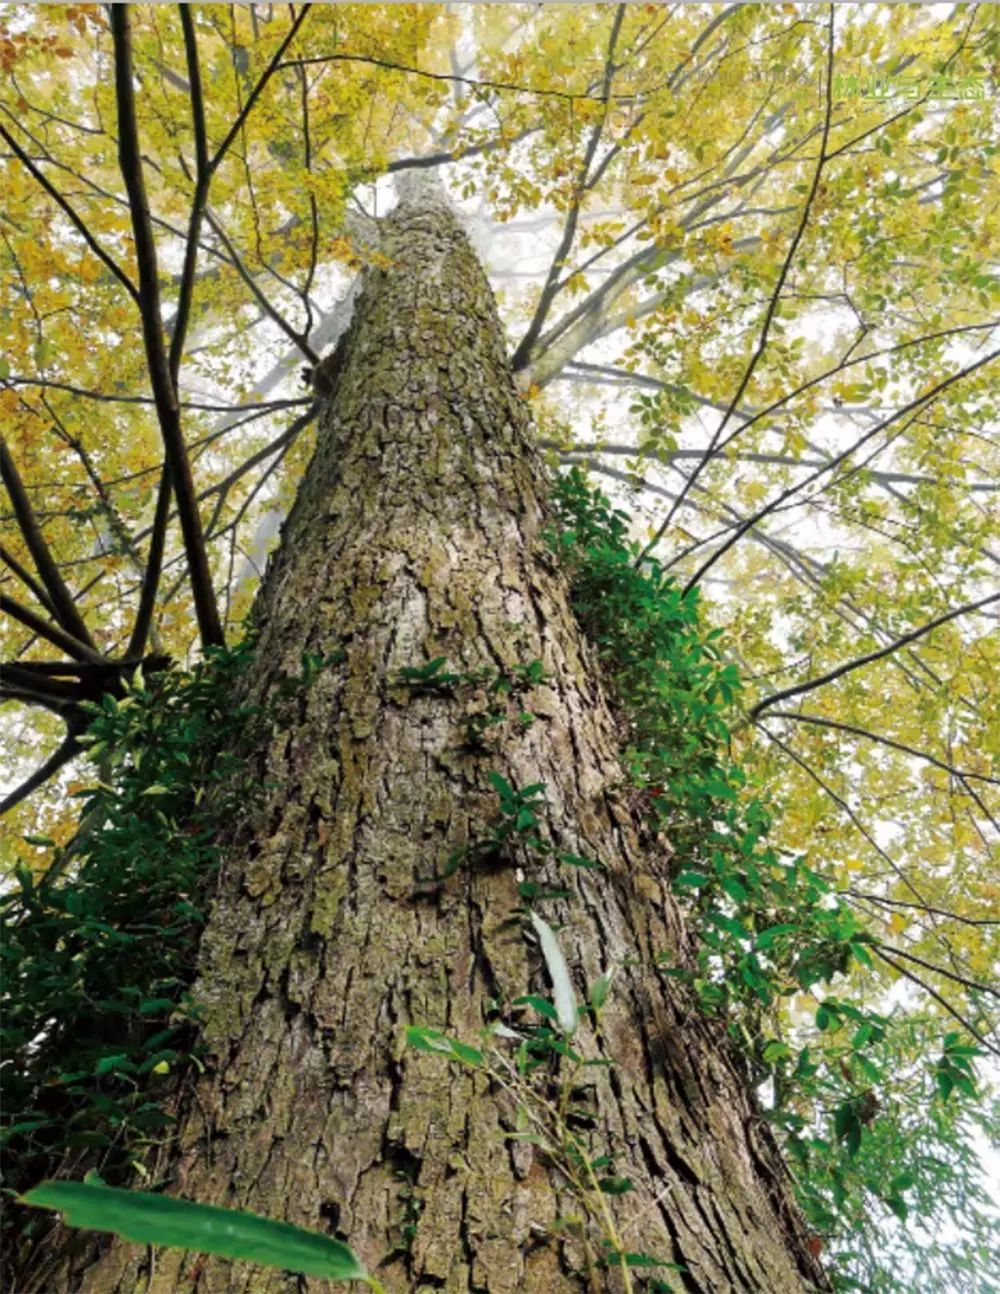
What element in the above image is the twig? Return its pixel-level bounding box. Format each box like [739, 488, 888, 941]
[637, 5, 837, 566]
[682, 345, 1000, 591]
[0, 123, 138, 303]
[510, 5, 626, 372]
[872, 947, 999, 1058]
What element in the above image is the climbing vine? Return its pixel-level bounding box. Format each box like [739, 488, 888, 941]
[543, 467, 994, 1291]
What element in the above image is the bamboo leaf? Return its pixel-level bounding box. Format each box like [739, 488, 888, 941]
[20, 1182, 370, 1283]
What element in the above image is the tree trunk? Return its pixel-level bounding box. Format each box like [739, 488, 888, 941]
[46, 190, 828, 1294]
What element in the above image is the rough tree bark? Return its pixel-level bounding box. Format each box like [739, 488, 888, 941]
[42, 189, 829, 1294]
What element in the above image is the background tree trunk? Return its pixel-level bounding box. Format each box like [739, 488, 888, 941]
[46, 190, 828, 1294]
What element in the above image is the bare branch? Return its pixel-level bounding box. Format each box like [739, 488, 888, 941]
[872, 947, 999, 1058]
[849, 891, 999, 929]
[764, 710, 999, 786]
[0, 594, 104, 664]
[169, 6, 211, 383]
[1, 544, 60, 621]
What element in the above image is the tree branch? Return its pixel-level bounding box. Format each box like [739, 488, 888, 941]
[751, 593, 999, 720]
[1, 594, 105, 664]
[872, 947, 999, 1058]
[1, 438, 98, 650]
[510, 5, 626, 371]
[1, 543, 60, 621]
[110, 5, 223, 649]
[0, 732, 80, 817]
[0, 122, 139, 303]
[682, 344, 1000, 592]
[638, 6, 838, 565]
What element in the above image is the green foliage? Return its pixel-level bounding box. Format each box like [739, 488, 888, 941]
[20, 1180, 381, 1289]
[0, 642, 256, 1205]
[546, 467, 873, 1011]
[396, 656, 545, 747]
[546, 467, 994, 1289]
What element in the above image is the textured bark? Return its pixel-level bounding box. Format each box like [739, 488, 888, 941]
[40, 192, 828, 1294]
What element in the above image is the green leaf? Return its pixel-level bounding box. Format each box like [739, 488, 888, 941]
[589, 969, 614, 1012]
[512, 994, 558, 1023]
[885, 1194, 908, 1222]
[405, 1025, 482, 1068]
[487, 770, 515, 802]
[20, 1182, 369, 1283]
[557, 851, 604, 870]
[530, 911, 578, 1037]
[598, 1176, 635, 1195]
[673, 871, 709, 889]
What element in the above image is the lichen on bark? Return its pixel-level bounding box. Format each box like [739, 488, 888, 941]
[37, 189, 829, 1294]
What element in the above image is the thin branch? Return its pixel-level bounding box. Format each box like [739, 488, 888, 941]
[202, 206, 317, 363]
[1, 544, 60, 621]
[281, 49, 637, 104]
[850, 892, 998, 929]
[1, 377, 308, 413]
[210, 6, 313, 174]
[555, 437, 999, 492]
[638, 6, 837, 565]
[511, 5, 626, 371]
[110, 5, 223, 648]
[386, 125, 538, 173]
[126, 468, 171, 660]
[682, 345, 1000, 592]
[1, 438, 98, 650]
[751, 593, 1000, 720]
[756, 722, 935, 911]
[0, 594, 104, 664]
[876, 943, 999, 1001]
[0, 122, 138, 303]
[765, 710, 998, 786]
[0, 732, 80, 817]
[169, 6, 211, 382]
[872, 947, 999, 1058]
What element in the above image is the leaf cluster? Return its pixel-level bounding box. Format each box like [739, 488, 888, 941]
[0, 640, 255, 1231]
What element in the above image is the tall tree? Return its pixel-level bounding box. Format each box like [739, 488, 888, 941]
[25, 171, 831, 1294]
[1, 6, 996, 1291]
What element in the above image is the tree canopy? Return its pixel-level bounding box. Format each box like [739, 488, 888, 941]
[1, 5, 997, 1291]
